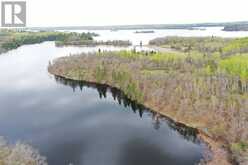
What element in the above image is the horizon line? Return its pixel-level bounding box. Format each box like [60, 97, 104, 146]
[25, 20, 248, 29]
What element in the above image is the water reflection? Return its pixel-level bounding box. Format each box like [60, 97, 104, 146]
[0, 41, 205, 165]
[54, 75, 201, 144]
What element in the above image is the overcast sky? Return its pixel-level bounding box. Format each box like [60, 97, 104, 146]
[22, 0, 248, 27]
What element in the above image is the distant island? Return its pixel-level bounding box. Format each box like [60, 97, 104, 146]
[223, 24, 248, 31]
[110, 29, 118, 32]
[134, 30, 155, 34]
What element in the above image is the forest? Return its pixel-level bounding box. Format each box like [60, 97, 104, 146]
[0, 30, 95, 54]
[49, 36, 248, 165]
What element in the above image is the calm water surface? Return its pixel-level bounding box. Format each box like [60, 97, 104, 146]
[2, 27, 246, 164]
[66, 27, 248, 45]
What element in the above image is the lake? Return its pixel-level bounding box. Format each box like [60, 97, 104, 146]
[64, 27, 248, 45]
[1, 28, 247, 165]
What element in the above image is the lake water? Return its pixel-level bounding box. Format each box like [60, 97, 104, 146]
[1, 28, 247, 165]
[64, 27, 248, 45]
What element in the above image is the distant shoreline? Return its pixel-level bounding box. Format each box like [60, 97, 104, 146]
[25, 21, 248, 31]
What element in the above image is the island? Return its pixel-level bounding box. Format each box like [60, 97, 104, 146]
[223, 24, 248, 31]
[134, 30, 155, 34]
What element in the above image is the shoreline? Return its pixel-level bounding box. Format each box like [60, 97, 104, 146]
[47, 47, 248, 164]
[48, 72, 232, 165]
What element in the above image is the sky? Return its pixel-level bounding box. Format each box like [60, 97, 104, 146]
[4, 0, 248, 27]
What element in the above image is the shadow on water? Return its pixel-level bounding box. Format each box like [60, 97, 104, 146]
[54, 75, 202, 145]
